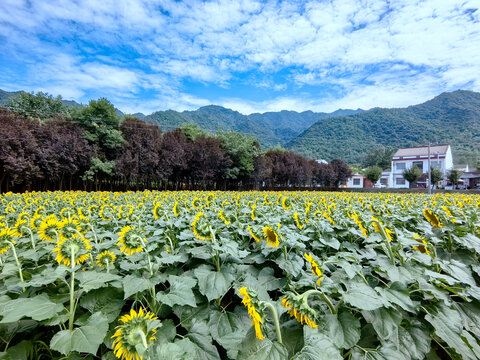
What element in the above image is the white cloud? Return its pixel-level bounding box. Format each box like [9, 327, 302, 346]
[0, 0, 479, 113]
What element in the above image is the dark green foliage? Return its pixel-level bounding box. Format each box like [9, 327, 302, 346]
[448, 169, 462, 185]
[363, 146, 394, 170]
[402, 166, 422, 187]
[289, 90, 480, 165]
[7, 92, 70, 120]
[365, 166, 383, 184]
[430, 167, 443, 186]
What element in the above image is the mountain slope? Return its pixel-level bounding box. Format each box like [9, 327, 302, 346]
[145, 106, 362, 146]
[288, 90, 480, 165]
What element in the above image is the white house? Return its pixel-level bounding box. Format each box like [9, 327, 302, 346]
[390, 144, 453, 188]
[346, 173, 365, 188]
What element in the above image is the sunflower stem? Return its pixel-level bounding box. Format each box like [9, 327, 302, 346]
[106, 259, 110, 274]
[27, 228, 36, 251]
[302, 289, 336, 314]
[260, 301, 283, 345]
[68, 247, 76, 331]
[10, 242, 25, 292]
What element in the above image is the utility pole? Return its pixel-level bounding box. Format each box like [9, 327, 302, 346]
[427, 143, 431, 195]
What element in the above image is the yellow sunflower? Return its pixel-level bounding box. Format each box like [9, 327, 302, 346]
[239, 287, 264, 340]
[38, 215, 63, 242]
[191, 212, 212, 241]
[423, 209, 442, 228]
[0, 227, 16, 255]
[262, 226, 279, 248]
[281, 196, 292, 211]
[304, 253, 324, 285]
[112, 308, 159, 360]
[12, 219, 30, 238]
[52, 235, 92, 266]
[117, 226, 146, 255]
[96, 250, 116, 268]
[282, 297, 318, 329]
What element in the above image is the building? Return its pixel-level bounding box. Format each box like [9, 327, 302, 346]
[390, 144, 453, 188]
[460, 171, 480, 189]
[346, 173, 365, 188]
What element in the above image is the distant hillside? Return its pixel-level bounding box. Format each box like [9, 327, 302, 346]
[0, 89, 123, 116]
[288, 90, 480, 165]
[145, 106, 362, 146]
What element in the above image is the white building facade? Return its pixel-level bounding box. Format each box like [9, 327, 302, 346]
[346, 173, 365, 188]
[390, 145, 453, 188]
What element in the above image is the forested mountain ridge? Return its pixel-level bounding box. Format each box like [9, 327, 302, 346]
[288, 90, 480, 165]
[144, 106, 361, 146]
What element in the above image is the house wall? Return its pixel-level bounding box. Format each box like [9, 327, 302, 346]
[347, 175, 364, 188]
[390, 146, 452, 188]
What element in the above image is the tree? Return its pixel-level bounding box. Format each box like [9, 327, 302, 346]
[365, 166, 383, 184]
[447, 169, 461, 188]
[402, 166, 422, 188]
[329, 159, 353, 188]
[430, 167, 443, 188]
[362, 146, 395, 170]
[216, 130, 260, 182]
[7, 92, 70, 120]
[477, 159, 480, 171]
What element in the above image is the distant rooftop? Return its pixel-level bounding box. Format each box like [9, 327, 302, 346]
[393, 144, 450, 157]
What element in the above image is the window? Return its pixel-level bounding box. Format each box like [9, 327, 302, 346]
[396, 178, 406, 185]
[413, 161, 423, 172]
[380, 178, 387, 185]
[353, 178, 361, 185]
[396, 162, 405, 170]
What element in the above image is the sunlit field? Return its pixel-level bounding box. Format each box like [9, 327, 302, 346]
[1, 190, 480, 359]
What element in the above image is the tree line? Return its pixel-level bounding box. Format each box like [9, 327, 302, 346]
[0, 93, 352, 192]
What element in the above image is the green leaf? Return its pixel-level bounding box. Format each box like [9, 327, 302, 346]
[208, 310, 247, 358]
[362, 307, 402, 347]
[397, 323, 431, 359]
[150, 339, 196, 359]
[293, 328, 342, 360]
[79, 288, 125, 323]
[375, 282, 416, 312]
[322, 312, 360, 349]
[50, 312, 109, 355]
[3, 340, 33, 360]
[342, 283, 387, 310]
[0, 294, 64, 323]
[425, 305, 477, 359]
[76, 271, 120, 292]
[153, 319, 177, 345]
[186, 321, 221, 360]
[238, 328, 288, 360]
[157, 275, 197, 307]
[122, 274, 152, 299]
[194, 265, 233, 301]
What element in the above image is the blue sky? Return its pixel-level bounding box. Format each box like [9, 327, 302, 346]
[0, 0, 479, 115]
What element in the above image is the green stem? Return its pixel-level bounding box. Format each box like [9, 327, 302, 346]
[209, 226, 221, 271]
[303, 289, 336, 314]
[10, 242, 25, 292]
[166, 234, 174, 253]
[261, 302, 283, 345]
[106, 259, 110, 274]
[27, 228, 36, 251]
[68, 247, 76, 331]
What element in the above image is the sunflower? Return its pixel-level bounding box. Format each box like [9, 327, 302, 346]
[52, 235, 92, 266]
[17, 212, 30, 223]
[238, 287, 264, 340]
[304, 253, 324, 285]
[73, 215, 90, 235]
[247, 225, 262, 243]
[281, 196, 292, 211]
[0, 227, 16, 255]
[117, 226, 146, 255]
[96, 250, 116, 268]
[59, 217, 80, 238]
[38, 215, 63, 242]
[173, 201, 180, 217]
[152, 202, 162, 220]
[29, 213, 42, 230]
[218, 210, 230, 226]
[263, 226, 279, 248]
[12, 219, 30, 238]
[293, 212, 304, 229]
[99, 205, 115, 221]
[60, 207, 75, 219]
[191, 212, 212, 241]
[423, 209, 442, 228]
[281, 297, 318, 329]
[413, 234, 431, 256]
[191, 197, 202, 209]
[112, 308, 159, 360]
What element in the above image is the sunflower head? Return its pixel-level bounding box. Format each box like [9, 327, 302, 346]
[52, 234, 92, 266]
[0, 227, 16, 255]
[117, 226, 146, 255]
[281, 196, 292, 211]
[60, 217, 80, 238]
[238, 287, 265, 340]
[73, 215, 90, 235]
[281, 292, 318, 329]
[112, 308, 159, 360]
[153, 203, 162, 220]
[60, 207, 75, 219]
[12, 219, 30, 238]
[423, 209, 442, 228]
[96, 250, 116, 268]
[191, 212, 212, 241]
[262, 226, 279, 248]
[38, 215, 63, 242]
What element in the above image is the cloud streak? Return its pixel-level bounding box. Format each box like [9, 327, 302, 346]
[0, 0, 479, 114]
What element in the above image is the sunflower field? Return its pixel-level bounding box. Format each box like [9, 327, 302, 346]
[0, 190, 480, 360]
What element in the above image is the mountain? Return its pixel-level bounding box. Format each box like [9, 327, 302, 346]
[288, 90, 480, 165]
[145, 106, 362, 146]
